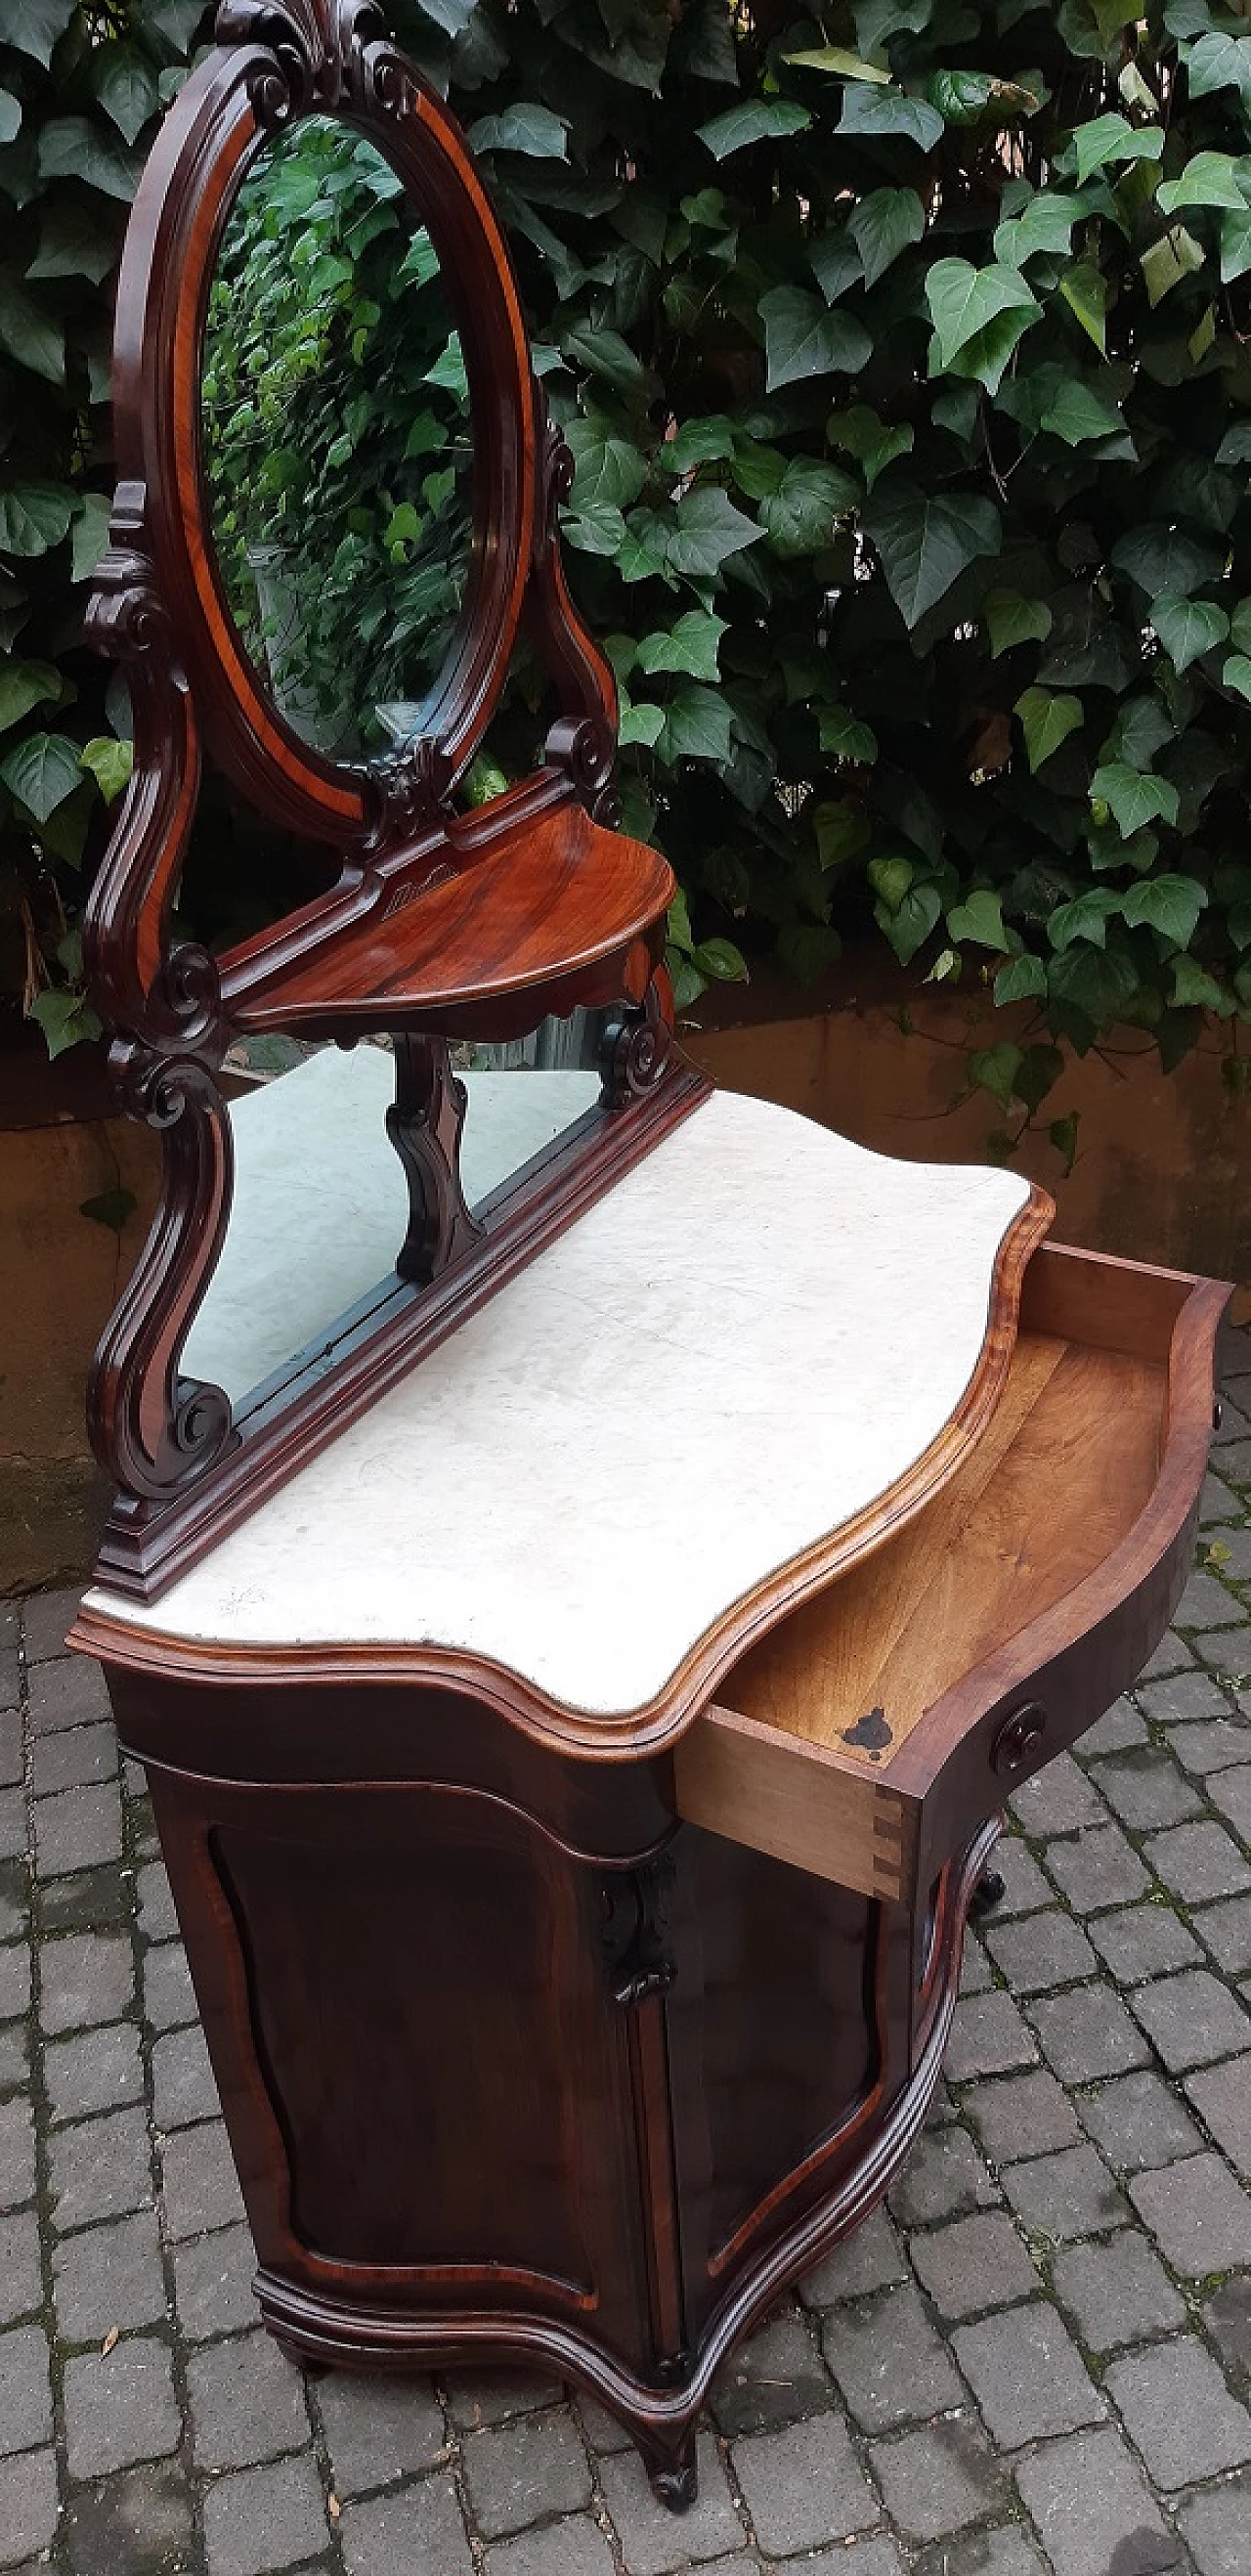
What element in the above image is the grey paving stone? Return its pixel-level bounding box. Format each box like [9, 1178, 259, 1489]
[318, 2370, 446, 2495]
[460, 2408, 591, 2541]
[1001, 2143, 1130, 2242]
[952, 2302, 1103, 2449]
[730, 2409, 878, 2555]
[151, 2021, 219, 2130]
[27, 1664, 109, 1740]
[45, 2021, 143, 2123]
[159, 2118, 245, 2239]
[1105, 2336, 1251, 2488]
[1045, 1827, 1150, 1913]
[799, 2207, 907, 2306]
[1014, 2424, 1179, 2576]
[1028, 1984, 1152, 2083]
[62, 2461, 194, 2576]
[710, 2306, 833, 2436]
[1087, 1901, 1203, 1985]
[0, 2449, 59, 2569]
[1185, 2051, 1251, 2174]
[142, 1938, 197, 2030]
[984, 1909, 1100, 1996]
[1206, 1764, 1251, 1840]
[1140, 1634, 1197, 1681]
[484, 2514, 617, 2576]
[598, 2430, 741, 2571]
[0, 2324, 52, 2458]
[907, 2211, 1038, 2320]
[53, 2207, 166, 2342]
[38, 1860, 127, 1936]
[189, 2327, 312, 2469]
[1171, 1719, 1251, 1775]
[22, 1591, 82, 1663]
[64, 2333, 180, 2478]
[798, 2546, 906, 2576]
[1203, 2278, 1251, 2400]
[0, 1944, 29, 2025]
[1090, 1748, 1205, 1834]
[39, 1929, 132, 2035]
[1144, 1821, 1251, 1903]
[914, 2534, 1045, 2576]
[1177, 2466, 1251, 2575]
[940, 1990, 1040, 2082]
[49, 2106, 151, 2233]
[0, 2099, 34, 2210]
[988, 1838, 1053, 1915]
[30, 1722, 116, 1802]
[0, 2210, 41, 2327]
[868, 2414, 1006, 2542]
[1012, 1754, 1109, 1837]
[1140, 1670, 1232, 1726]
[0, 1713, 20, 1792]
[961, 2066, 1083, 2162]
[203, 2452, 331, 2576]
[1129, 2152, 1251, 2275]
[0, 1860, 27, 1944]
[1079, 1698, 1148, 1755]
[1194, 1893, 1251, 1975]
[1200, 1472, 1242, 1525]
[32, 1783, 122, 1878]
[887, 2123, 999, 2228]
[960, 1936, 994, 1994]
[446, 2369, 564, 2430]
[1176, 1571, 1245, 1630]
[1051, 2231, 1186, 2353]
[1186, 1631, 1251, 1680]
[1076, 2071, 1205, 2174]
[136, 1859, 178, 1943]
[172, 2221, 258, 2341]
[0, 1796, 24, 1863]
[1131, 1968, 1251, 2071]
[573, 2396, 631, 2455]
[0, 2022, 26, 2096]
[820, 2279, 963, 2433]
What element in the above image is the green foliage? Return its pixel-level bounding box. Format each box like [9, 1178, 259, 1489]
[10, 1, 1251, 1128]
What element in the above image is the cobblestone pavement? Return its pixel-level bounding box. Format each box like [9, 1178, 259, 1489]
[5, 1359, 1251, 2575]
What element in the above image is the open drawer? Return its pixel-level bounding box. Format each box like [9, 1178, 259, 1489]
[673, 1241, 1229, 1908]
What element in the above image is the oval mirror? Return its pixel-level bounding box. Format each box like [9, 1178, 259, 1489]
[199, 114, 474, 764]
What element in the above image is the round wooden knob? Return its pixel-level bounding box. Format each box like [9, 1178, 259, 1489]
[992, 1702, 1047, 1778]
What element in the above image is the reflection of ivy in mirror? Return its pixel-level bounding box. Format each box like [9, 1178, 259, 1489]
[200, 116, 473, 761]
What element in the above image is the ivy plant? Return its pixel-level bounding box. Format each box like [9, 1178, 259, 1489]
[7, 0, 1251, 1146]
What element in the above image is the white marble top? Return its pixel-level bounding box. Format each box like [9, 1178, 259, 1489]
[94, 1090, 1034, 1718]
[183, 1048, 602, 1402]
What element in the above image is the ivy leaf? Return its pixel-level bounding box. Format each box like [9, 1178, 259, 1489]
[1121, 873, 1209, 946]
[778, 923, 843, 982]
[619, 698, 665, 748]
[1171, 956, 1227, 1009]
[658, 684, 736, 764]
[757, 285, 873, 391]
[1150, 592, 1229, 673]
[758, 459, 858, 554]
[70, 494, 111, 586]
[877, 880, 943, 965]
[947, 889, 1007, 948]
[0, 660, 61, 734]
[865, 487, 1001, 629]
[4, 0, 76, 66]
[780, 45, 890, 81]
[0, 273, 64, 385]
[26, 989, 103, 1059]
[667, 485, 762, 579]
[560, 325, 648, 395]
[809, 231, 864, 303]
[0, 94, 21, 147]
[1185, 31, 1251, 107]
[1157, 152, 1249, 215]
[1059, 260, 1109, 354]
[848, 188, 925, 286]
[1111, 525, 1223, 596]
[697, 100, 810, 158]
[635, 610, 727, 679]
[1221, 209, 1251, 285]
[926, 258, 1039, 371]
[838, 83, 945, 153]
[1048, 889, 1122, 949]
[467, 105, 569, 157]
[1015, 686, 1085, 771]
[829, 405, 913, 491]
[26, 201, 120, 284]
[1070, 113, 1164, 184]
[970, 1041, 1024, 1105]
[565, 418, 647, 511]
[1090, 762, 1182, 835]
[562, 502, 627, 556]
[1141, 226, 1206, 306]
[91, 45, 160, 148]
[818, 705, 879, 763]
[79, 735, 134, 803]
[1223, 653, 1251, 703]
[0, 730, 86, 819]
[994, 193, 1086, 266]
[0, 484, 74, 557]
[994, 953, 1049, 1003]
[37, 117, 144, 201]
[984, 590, 1053, 656]
[1038, 377, 1125, 444]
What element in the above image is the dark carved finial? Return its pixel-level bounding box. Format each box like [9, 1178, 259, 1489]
[545, 714, 618, 828]
[602, 1856, 677, 2008]
[600, 977, 672, 1112]
[365, 737, 453, 851]
[387, 1037, 486, 1287]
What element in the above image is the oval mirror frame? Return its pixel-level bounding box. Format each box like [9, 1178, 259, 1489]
[107, 0, 536, 847]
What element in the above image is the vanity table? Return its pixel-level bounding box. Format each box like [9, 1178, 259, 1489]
[70, 0, 1228, 2509]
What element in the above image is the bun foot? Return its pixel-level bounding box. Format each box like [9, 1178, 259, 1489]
[274, 2335, 329, 2380]
[648, 2456, 699, 2513]
[970, 1866, 1006, 1921]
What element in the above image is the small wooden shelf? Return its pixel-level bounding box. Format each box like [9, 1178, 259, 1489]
[674, 1238, 1226, 1905]
[220, 798, 675, 1034]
